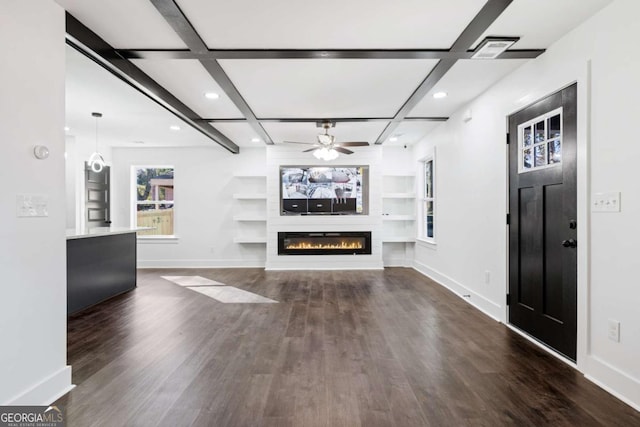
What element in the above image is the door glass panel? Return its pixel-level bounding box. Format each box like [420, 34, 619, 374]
[523, 148, 532, 170]
[518, 109, 562, 173]
[534, 145, 547, 167]
[523, 126, 532, 147]
[547, 114, 561, 139]
[548, 140, 562, 164]
[535, 121, 545, 143]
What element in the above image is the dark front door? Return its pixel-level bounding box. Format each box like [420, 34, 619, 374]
[85, 162, 111, 228]
[508, 84, 577, 361]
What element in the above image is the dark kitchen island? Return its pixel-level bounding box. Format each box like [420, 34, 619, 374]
[66, 227, 143, 315]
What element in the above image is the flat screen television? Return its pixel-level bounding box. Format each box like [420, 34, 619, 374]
[280, 166, 369, 215]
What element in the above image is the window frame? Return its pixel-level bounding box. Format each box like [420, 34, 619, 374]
[418, 149, 436, 244]
[131, 165, 176, 239]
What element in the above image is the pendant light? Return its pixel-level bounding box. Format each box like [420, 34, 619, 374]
[88, 112, 105, 173]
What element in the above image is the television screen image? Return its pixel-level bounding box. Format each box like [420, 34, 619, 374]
[280, 166, 369, 215]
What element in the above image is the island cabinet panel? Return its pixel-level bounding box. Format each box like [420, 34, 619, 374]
[67, 232, 136, 315]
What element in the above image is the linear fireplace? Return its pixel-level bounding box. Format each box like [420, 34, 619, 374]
[278, 231, 372, 255]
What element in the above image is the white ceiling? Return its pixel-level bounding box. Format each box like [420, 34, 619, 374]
[472, 0, 613, 50]
[218, 59, 439, 118]
[58, 0, 613, 151]
[65, 46, 214, 148]
[176, 0, 486, 49]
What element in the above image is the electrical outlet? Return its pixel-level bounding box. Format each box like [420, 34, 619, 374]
[484, 270, 490, 284]
[608, 319, 620, 342]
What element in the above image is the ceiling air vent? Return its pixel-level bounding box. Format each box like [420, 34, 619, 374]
[471, 37, 519, 59]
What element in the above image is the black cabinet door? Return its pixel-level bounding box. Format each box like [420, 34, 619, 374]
[282, 199, 308, 214]
[308, 199, 332, 213]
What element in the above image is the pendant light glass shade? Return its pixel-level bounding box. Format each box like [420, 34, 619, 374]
[88, 112, 105, 173]
[88, 151, 105, 172]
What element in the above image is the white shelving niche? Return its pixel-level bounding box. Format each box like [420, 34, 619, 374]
[382, 174, 416, 266]
[232, 174, 267, 245]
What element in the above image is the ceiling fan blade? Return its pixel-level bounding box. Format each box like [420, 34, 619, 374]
[337, 141, 369, 147]
[302, 147, 320, 152]
[283, 140, 316, 145]
[334, 146, 354, 155]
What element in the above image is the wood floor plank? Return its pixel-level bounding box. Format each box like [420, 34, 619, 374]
[56, 268, 640, 426]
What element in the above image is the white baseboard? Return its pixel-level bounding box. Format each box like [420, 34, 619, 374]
[265, 267, 384, 271]
[585, 356, 640, 412]
[412, 259, 503, 322]
[137, 259, 266, 268]
[383, 257, 412, 267]
[5, 366, 74, 406]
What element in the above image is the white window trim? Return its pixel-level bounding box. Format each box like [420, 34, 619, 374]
[131, 165, 177, 239]
[418, 148, 436, 244]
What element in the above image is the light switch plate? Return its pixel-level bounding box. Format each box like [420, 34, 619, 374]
[592, 192, 621, 212]
[17, 194, 49, 217]
[608, 319, 620, 342]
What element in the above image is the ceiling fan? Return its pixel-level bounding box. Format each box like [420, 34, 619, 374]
[283, 121, 369, 159]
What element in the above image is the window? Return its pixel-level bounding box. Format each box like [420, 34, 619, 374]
[420, 153, 435, 241]
[519, 107, 562, 173]
[133, 166, 174, 237]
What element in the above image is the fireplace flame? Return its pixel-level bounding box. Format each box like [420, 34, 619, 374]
[285, 240, 364, 250]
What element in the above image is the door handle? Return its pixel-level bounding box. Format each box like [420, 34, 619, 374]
[562, 239, 577, 248]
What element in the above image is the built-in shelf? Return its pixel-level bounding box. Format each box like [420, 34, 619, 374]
[382, 192, 416, 199]
[233, 237, 267, 244]
[233, 174, 267, 178]
[233, 215, 267, 222]
[233, 193, 267, 200]
[383, 215, 416, 221]
[382, 236, 416, 243]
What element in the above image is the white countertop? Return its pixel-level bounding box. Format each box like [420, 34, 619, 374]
[66, 226, 152, 240]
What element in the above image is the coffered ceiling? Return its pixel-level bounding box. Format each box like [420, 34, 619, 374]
[57, 0, 612, 151]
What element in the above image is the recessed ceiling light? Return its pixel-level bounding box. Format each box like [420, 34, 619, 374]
[433, 91, 448, 99]
[389, 137, 398, 142]
[64, 126, 70, 132]
[204, 92, 220, 100]
[251, 138, 261, 143]
[169, 125, 181, 131]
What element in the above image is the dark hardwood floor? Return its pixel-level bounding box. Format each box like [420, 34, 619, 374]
[56, 268, 639, 426]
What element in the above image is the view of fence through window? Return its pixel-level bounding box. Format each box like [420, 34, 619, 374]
[135, 167, 174, 236]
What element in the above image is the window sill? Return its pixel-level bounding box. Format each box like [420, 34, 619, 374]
[415, 237, 437, 248]
[137, 235, 179, 244]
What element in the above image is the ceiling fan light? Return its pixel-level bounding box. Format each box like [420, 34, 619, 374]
[326, 149, 339, 160]
[312, 147, 339, 161]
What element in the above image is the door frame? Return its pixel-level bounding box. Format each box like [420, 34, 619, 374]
[504, 72, 591, 372]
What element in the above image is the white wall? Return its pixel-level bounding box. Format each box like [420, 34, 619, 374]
[111, 146, 267, 267]
[111, 144, 415, 270]
[0, 0, 72, 404]
[411, 0, 639, 410]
